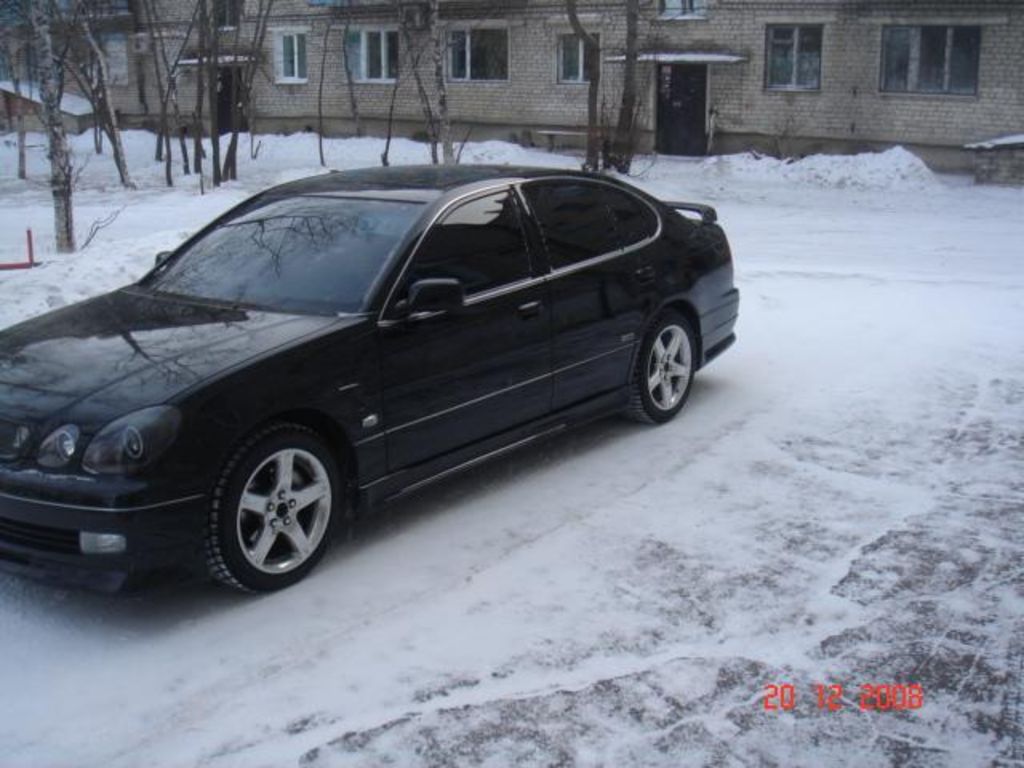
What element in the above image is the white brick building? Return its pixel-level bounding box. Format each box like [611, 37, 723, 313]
[5, 0, 1023, 171]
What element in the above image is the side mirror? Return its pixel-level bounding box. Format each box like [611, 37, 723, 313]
[406, 278, 464, 317]
[154, 251, 172, 267]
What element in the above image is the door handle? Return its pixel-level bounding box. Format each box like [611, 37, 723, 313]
[517, 300, 542, 318]
[635, 265, 656, 284]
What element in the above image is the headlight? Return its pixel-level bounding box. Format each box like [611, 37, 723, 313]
[37, 424, 81, 467]
[82, 406, 182, 475]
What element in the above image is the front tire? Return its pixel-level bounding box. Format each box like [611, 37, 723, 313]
[206, 424, 340, 592]
[627, 311, 697, 424]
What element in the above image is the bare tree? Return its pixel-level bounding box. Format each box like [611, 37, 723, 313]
[380, 60, 401, 167]
[397, 2, 438, 163]
[316, 13, 334, 167]
[608, 0, 639, 172]
[139, 0, 200, 182]
[340, 3, 361, 138]
[428, 0, 453, 164]
[28, 0, 75, 251]
[64, 3, 136, 188]
[566, 0, 600, 172]
[205, 0, 221, 186]
[221, 0, 274, 181]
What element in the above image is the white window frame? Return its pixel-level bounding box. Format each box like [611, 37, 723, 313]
[274, 28, 309, 84]
[99, 33, 129, 84]
[765, 24, 822, 91]
[880, 25, 981, 96]
[557, 33, 598, 84]
[448, 25, 510, 83]
[348, 28, 399, 83]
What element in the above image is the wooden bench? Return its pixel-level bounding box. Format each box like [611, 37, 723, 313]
[534, 129, 588, 152]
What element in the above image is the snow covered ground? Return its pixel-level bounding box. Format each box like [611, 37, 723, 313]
[1, 132, 1023, 767]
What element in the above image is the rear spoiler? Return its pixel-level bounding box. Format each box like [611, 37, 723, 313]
[664, 201, 717, 225]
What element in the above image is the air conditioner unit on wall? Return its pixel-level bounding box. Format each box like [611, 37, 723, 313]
[132, 33, 150, 55]
[400, 3, 428, 30]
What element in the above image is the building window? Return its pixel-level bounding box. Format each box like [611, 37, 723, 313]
[214, 0, 242, 28]
[558, 33, 597, 83]
[766, 25, 822, 90]
[449, 28, 508, 81]
[99, 33, 129, 84]
[881, 26, 980, 95]
[276, 31, 308, 83]
[346, 29, 399, 81]
[660, 0, 707, 17]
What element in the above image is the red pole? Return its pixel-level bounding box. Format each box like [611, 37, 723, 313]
[26, 228, 34, 267]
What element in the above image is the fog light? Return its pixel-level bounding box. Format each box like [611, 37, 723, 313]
[80, 532, 126, 555]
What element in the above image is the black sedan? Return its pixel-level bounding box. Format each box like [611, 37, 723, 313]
[0, 165, 739, 592]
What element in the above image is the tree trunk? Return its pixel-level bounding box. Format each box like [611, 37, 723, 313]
[17, 114, 27, 179]
[205, 1, 222, 187]
[341, 12, 362, 137]
[566, 0, 601, 172]
[429, 0, 454, 164]
[193, 14, 206, 177]
[30, 2, 75, 252]
[609, 0, 639, 173]
[381, 71, 401, 167]
[318, 16, 334, 167]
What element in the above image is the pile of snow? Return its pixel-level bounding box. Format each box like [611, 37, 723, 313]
[700, 146, 938, 190]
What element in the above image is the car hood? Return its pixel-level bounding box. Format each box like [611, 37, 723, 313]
[0, 288, 344, 430]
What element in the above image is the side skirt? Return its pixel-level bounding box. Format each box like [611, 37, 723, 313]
[356, 388, 629, 513]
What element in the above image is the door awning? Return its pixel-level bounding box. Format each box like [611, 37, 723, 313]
[605, 52, 745, 64]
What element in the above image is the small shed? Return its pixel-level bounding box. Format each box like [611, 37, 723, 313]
[0, 80, 94, 134]
[964, 134, 1024, 186]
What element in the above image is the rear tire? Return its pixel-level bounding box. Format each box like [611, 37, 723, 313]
[205, 424, 341, 592]
[627, 311, 697, 424]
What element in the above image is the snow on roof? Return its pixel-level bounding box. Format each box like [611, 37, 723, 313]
[0, 80, 94, 117]
[605, 52, 745, 64]
[178, 54, 255, 66]
[964, 134, 1024, 150]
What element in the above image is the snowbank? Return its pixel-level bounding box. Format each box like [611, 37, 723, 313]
[698, 146, 938, 190]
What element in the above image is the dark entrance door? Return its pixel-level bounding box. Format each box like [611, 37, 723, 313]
[216, 67, 247, 135]
[656, 64, 707, 156]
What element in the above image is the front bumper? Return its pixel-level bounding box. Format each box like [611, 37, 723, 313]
[0, 487, 207, 591]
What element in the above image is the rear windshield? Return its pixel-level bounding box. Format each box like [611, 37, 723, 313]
[146, 196, 423, 315]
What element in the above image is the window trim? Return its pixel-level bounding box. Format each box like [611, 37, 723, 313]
[764, 24, 823, 92]
[349, 27, 399, 83]
[274, 28, 309, 84]
[447, 25, 511, 83]
[879, 25, 981, 96]
[378, 178, 663, 325]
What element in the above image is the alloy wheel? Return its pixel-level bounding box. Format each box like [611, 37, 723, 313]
[235, 448, 332, 574]
[646, 324, 692, 412]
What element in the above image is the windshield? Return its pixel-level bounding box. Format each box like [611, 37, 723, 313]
[146, 196, 424, 315]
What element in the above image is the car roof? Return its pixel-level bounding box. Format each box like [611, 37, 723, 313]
[263, 164, 605, 203]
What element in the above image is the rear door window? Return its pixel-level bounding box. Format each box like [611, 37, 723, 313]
[521, 181, 619, 269]
[601, 187, 659, 248]
[406, 189, 531, 296]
